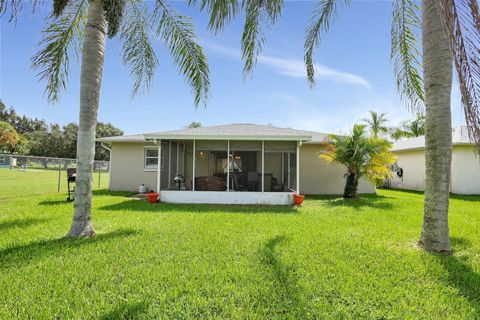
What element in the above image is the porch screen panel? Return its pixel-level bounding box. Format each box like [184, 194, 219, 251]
[264, 141, 296, 152]
[228, 141, 261, 191]
[169, 142, 178, 187]
[281, 152, 297, 191]
[230, 140, 262, 151]
[160, 141, 169, 189]
[196, 140, 227, 151]
[290, 152, 297, 191]
[177, 143, 185, 175]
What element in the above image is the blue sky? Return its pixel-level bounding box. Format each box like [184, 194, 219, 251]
[1, 0, 465, 135]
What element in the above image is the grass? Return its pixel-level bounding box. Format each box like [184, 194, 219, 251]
[0, 169, 479, 319]
[0, 168, 108, 200]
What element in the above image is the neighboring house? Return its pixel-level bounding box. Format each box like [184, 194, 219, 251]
[98, 124, 375, 205]
[388, 126, 480, 195]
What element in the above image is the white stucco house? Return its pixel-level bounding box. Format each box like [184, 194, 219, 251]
[97, 123, 376, 205]
[387, 126, 480, 195]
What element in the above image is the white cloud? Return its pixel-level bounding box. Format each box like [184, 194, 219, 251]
[269, 93, 412, 134]
[203, 42, 370, 88]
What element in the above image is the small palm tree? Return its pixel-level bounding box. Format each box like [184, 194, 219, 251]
[3, 0, 210, 237]
[362, 111, 389, 138]
[391, 113, 426, 140]
[320, 124, 396, 199]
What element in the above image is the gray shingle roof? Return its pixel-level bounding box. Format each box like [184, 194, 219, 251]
[392, 126, 474, 152]
[97, 134, 148, 143]
[98, 123, 330, 143]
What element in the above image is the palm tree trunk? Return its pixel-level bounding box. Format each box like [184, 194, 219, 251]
[343, 172, 358, 199]
[419, 0, 452, 252]
[67, 0, 107, 238]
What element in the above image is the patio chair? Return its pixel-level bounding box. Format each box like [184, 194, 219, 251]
[247, 171, 258, 191]
[271, 176, 285, 192]
[67, 168, 76, 201]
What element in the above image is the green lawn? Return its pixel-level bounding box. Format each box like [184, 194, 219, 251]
[0, 169, 479, 319]
[0, 168, 108, 200]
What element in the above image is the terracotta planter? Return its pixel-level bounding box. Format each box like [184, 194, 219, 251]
[146, 192, 159, 204]
[293, 194, 305, 206]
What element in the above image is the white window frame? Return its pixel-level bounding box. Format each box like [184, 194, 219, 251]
[144, 146, 159, 170]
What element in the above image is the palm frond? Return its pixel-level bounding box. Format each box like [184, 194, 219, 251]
[154, 0, 210, 107]
[304, 0, 350, 87]
[391, 0, 424, 111]
[438, 0, 480, 154]
[241, 0, 283, 76]
[1, 0, 44, 22]
[120, 0, 157, 96]
[188, 0, 239, 33]
[53, 0, 69, 16]
[31, 0, 88, 103]
[102, 0, 126, 38]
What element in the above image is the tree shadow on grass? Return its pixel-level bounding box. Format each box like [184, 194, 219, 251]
[430, 237, 480, 315]
[38, 199, 71, 206]
[311, 194, 394, 211]
[0, 229, 138, 269]
[98, 200, 298, 215]
[258, 235, 306, 318]
[92, 189, 135, 197]
[449, 194, 480, 203]
[100, 301, 149, 320]
[0, 217, 50, 232]
[382, 187, 480, 203]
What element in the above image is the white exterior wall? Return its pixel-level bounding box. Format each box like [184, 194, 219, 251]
[161, 191, 294, 205]
[451, 145, 480, 195]
[299, 144, 376, 195]
[388, 149, 426, 191]
[390, 145, 480, 195]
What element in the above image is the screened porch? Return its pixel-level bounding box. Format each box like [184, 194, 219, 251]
[148, 139, 301, 204]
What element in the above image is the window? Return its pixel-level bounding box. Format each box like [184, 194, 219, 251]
[144, 148, 158, 168]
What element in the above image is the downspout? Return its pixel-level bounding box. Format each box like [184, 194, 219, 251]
[101, 143, 112, 190]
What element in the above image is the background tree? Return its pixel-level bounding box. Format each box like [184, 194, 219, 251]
[186, 121, 202, 128]
[390, 113, 426, 140]
[320, 124, 396, 198]
[1, 101, 49, 133]
[0, 103, 121, 159]
[24, 0, 210, 238]
[0, 121, 29, 154]
[362, 111, 389, 138]
[95, 122, 123, 160]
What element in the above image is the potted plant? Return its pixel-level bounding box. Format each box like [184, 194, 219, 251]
[146, 191, 159, 204]
[293, 193, 305, 206]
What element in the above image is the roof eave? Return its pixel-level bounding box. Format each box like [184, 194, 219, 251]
[95, 138, 149, 143]
[143, 134, 312, 141]
[392, 141, 475, 152]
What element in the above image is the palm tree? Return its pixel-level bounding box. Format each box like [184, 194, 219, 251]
[3, 0, 209, 237]
[417, 0, 453, 252]
[391, 113, 426, 140]
[192, 0, 475, 251]
[304, 0, 480, 252]
[320, 124, 396, 198]
[190, 0, 476, 250]
[362, 111, 389, 138]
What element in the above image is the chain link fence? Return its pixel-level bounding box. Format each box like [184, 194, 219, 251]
[0, 153, 109, 193]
